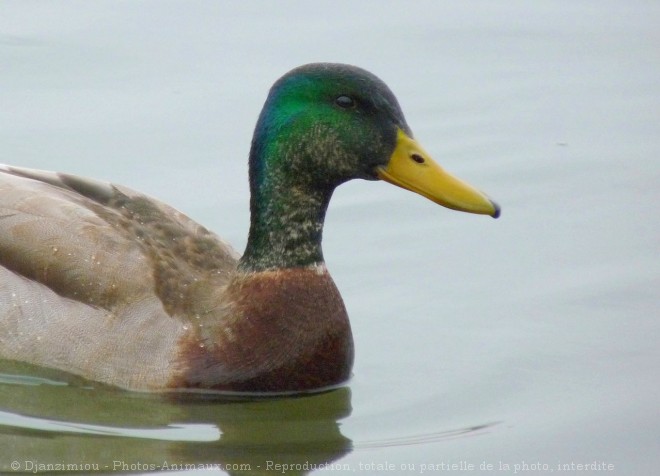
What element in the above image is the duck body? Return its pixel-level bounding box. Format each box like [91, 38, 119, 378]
[0, 166, 352, 392]
[0, 63, 498, 393]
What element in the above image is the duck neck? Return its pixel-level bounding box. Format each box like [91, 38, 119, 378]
[238, 152, 334, 273]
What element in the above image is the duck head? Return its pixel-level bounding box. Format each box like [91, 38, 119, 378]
[240, 63, 499, 271]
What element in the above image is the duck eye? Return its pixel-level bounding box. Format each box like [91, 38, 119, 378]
[335, 95, 355, 108]
[411, 154, 425, 164]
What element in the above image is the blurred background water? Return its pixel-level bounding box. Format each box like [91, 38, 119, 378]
[0, 1, 658, 475]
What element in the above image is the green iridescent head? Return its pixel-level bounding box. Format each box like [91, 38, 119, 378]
[249, 63, 411, 191]
[239, 63, 499, 272]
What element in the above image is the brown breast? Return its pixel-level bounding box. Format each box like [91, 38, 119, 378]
[171, 265, 354, 393]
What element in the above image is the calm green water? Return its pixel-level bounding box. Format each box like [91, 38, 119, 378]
[1, 1, 658, 475]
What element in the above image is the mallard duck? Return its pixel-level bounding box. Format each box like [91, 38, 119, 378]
[0, 63, 499, 393]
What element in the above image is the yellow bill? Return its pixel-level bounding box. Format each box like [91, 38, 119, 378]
[377, 129, 500, 218]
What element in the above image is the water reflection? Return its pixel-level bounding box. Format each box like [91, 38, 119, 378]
[0, 361, 352, 475]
